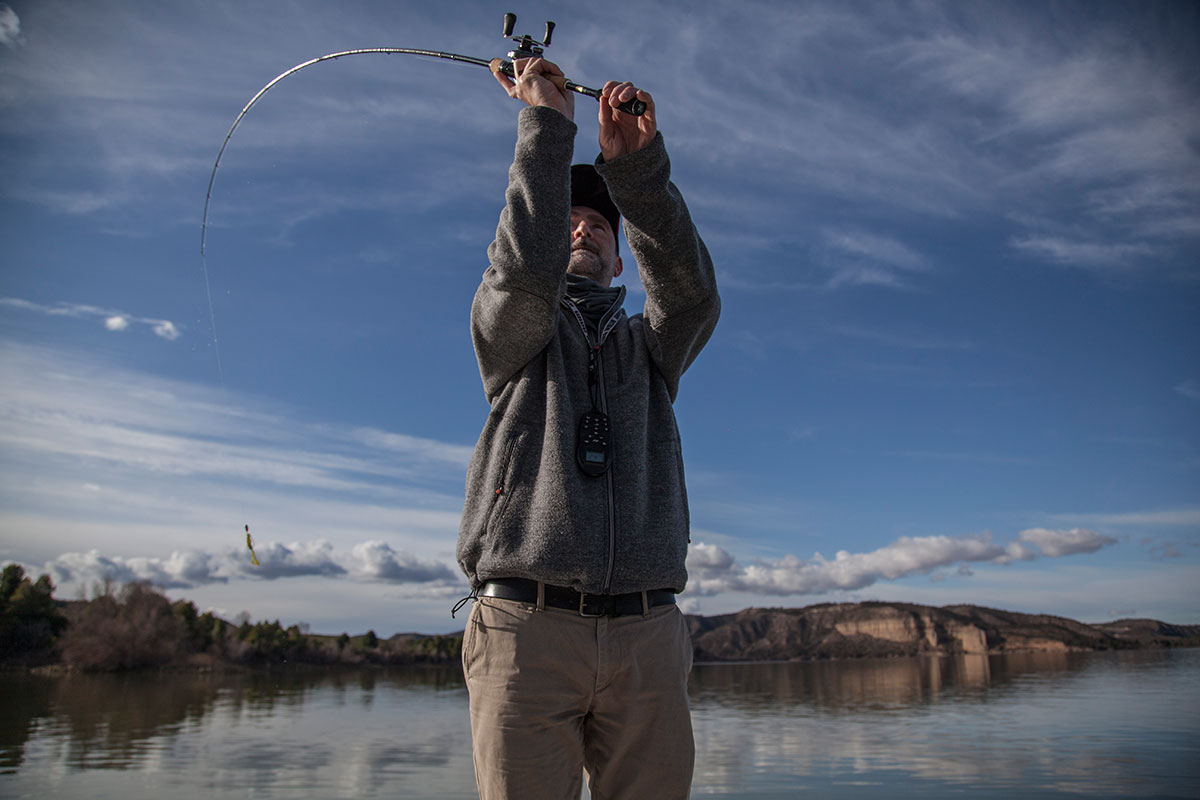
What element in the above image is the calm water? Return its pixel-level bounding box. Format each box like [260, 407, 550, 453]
[2, 648, 1197, 798]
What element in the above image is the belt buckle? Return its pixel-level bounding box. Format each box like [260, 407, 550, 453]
[578, 592, 608, 617]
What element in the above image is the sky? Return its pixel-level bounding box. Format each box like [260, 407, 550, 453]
[1, 0, 1197, 636]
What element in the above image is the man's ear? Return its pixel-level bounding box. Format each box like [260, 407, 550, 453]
[613, 256, 623, 279]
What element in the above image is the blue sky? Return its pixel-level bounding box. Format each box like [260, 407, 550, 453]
[1, 0, 1197, 635]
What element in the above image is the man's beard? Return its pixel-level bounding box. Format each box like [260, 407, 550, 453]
[568, 244, 612, 283]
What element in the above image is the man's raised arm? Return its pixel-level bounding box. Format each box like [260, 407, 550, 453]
[594, 82, 720, 399]
[471, 59, 577, 401]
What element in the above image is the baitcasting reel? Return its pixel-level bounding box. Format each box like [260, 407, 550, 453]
[495, 13, 647, 117]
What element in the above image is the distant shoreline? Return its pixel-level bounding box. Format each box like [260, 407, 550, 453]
[4, 566, 1197, 673]
[685, 601, 1200, 663]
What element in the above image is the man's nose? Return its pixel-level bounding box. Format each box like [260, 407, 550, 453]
[572, 220, 592, 238]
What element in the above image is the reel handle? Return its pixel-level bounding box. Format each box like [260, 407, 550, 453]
[494, 60, 647, 116]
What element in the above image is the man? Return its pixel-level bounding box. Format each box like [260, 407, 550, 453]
[456, 56, 719, 800]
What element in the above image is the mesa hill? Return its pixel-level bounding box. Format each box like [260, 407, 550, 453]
[685, 602, 1200, 662]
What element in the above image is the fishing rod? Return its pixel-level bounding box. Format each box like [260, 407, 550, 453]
[200, 13, 646, 254]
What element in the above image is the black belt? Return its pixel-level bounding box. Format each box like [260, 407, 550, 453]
[480, 578, 676, 617]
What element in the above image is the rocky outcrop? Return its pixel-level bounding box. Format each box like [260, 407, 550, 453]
[685, 602, 1200, 663]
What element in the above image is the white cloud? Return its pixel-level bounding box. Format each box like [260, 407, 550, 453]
[28, 527, 1113, 611]
[996, 539, 1039, 564]
[1016, 527, 1118, 558]
[686, 527, 1118, 597]
[152, 320, 180, 340]
[243, 540, 345, 580]
[1010, 236, 1161, 271]
[39, 548, 226, 590]
[0, 297, 182, 341]
[0, 5, 19, 48]
[687, 542, 736, 572]
[349, 540, 456, 583]
[25, 537, 456, 592]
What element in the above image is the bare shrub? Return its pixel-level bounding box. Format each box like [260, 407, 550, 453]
[59, 582, 188, 670]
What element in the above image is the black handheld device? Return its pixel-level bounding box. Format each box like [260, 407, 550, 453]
[576, 410, 613, 476]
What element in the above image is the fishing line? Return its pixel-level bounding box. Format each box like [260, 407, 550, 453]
[199, 252, 224, 385]
[200, 14, 644, 255]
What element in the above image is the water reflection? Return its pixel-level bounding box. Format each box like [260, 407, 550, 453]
[688, 650, 1197, 799]
[689, 653, 1000, 712]
[1, 651, 1196, 799]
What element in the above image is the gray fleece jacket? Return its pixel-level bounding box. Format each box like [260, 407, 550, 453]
[456, 105, 720, 595]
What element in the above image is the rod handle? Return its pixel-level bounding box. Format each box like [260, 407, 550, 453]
[564, 81, 646, 116]
[492, 60, 646, 117]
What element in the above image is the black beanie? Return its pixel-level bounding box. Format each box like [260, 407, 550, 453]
[570, 163, 620, 244]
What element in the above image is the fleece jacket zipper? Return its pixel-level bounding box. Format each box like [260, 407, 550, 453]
[563, 299, 623, 594]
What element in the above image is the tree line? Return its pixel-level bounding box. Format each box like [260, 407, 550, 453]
[0, 564, 462, 671]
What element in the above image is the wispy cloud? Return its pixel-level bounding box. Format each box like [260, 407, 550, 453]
[1050, 508, 1200, 528]
[676, 3, 1200, 284]
[0, 297, 180, 340]
[1175, 380, 1200, 401]
[0, 341, 473, 497]
[685, 528, 1117, 597]
[350, 428, 472, 469]
[822, 230, 931, 288]
[1010, 236, 1162, 272]
[897, 12, 1200, 239]
[0, 4, 19, 48]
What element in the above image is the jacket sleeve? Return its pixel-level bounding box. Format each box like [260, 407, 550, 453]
[595, 133, 720, 401]
[471, 106, 577, 402]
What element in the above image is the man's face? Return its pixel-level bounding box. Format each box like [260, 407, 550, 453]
[568, 206, 623, 287]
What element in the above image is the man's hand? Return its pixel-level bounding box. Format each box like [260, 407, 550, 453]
[491, 57, 575, 121]
[598, 81, 656, 161]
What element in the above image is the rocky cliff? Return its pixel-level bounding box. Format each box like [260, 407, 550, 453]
[685, 602, 1200, 662]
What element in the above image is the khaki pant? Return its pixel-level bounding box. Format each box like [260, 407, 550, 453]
[462, 596, 695, 800]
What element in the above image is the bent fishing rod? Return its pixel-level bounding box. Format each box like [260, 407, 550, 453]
[201, 13, 646, 255]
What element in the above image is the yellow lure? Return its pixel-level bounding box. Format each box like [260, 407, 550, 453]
[245, 524, 260, 566]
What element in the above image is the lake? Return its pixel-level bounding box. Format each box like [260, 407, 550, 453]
[2, 648, 1197, 798]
